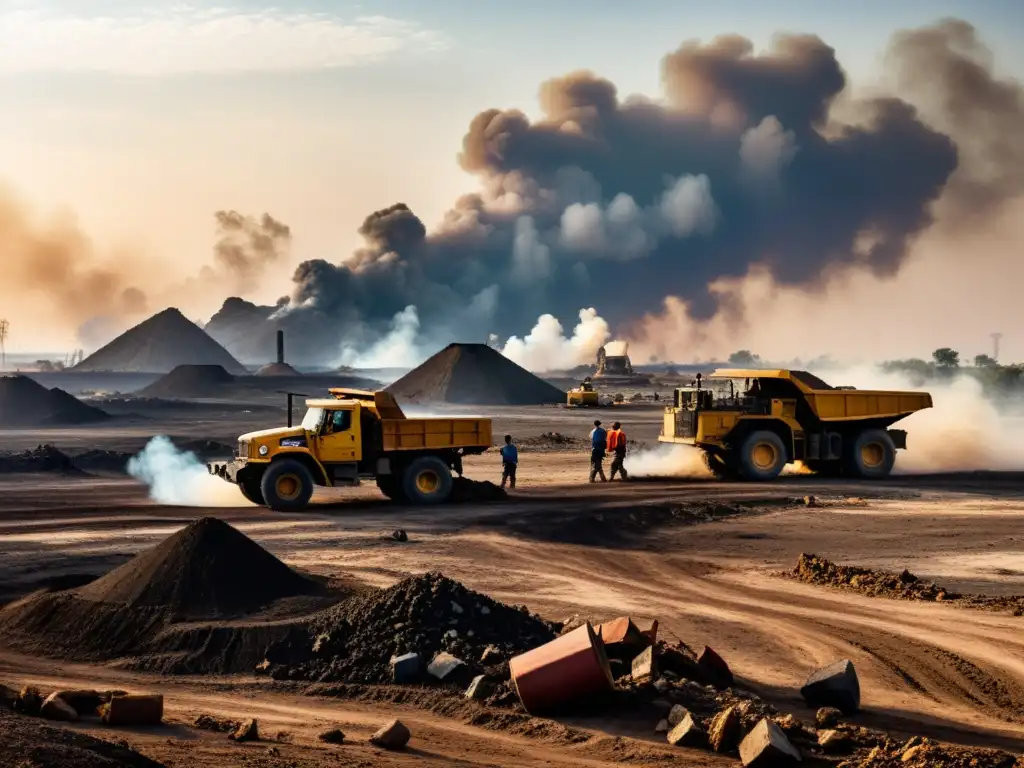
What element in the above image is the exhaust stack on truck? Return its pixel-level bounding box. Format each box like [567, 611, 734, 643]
[209, 389, 491, 510]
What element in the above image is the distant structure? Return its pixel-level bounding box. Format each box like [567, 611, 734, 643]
[594, 340, 651, 385]
[255, 329, 300, 376]
[0, 319, 8, 371]
[992, 332, 1003, 362]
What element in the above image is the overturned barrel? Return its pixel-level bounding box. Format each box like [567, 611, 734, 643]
[509, 622, 615, 715]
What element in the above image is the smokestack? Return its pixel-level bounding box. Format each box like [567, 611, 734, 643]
[276, 330, 284, 365]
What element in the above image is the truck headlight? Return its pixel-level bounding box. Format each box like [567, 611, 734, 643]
[258, 445, 269, 456]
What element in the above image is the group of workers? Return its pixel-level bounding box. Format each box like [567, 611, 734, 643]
[496, 419, 630, 489]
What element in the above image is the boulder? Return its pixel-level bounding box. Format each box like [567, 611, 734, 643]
[370, 719, 411, 750]
[51, 690, 103, 716]
[101, 694, 164, 726]
[815, 707, 843, 729]
[40, 694, 79, 722]
[631, 646, 657, 682]
[667, 704, 690, 727]
[465, 675, 494, 701]
[708, 705, 742, 753]
[14, 686, 43, 716]
[318, 728, 346, 744]
[390, 652, 422, 684]
[229, 718, 259, 742]
[739, 718, 801, 766]
[427, 652, 470, 685]
[697, 646, 734, 690]
[667, 713, 707, 748]
[800, 660, 860, 714]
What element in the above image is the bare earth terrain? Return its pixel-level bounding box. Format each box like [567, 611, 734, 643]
[1, 391, 1023, 766]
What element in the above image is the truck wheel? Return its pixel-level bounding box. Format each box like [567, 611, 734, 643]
[376, 475, 408, 503]
[261, 459, 314, 511]
[738, 431, 787, 481]
[703, 451, 737, 480]
[844, 429, 896, 479]
[401, 456, 454, 505]
[239, 475, 265, 505]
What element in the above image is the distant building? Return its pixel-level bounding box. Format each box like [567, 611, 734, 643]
[594, 341, 651, 384]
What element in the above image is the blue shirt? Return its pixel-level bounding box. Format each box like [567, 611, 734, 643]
[590, 427, 607, 448]
[500, 444, 518, 464]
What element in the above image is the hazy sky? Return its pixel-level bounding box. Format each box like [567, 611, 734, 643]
[1, 0, 1022, 358]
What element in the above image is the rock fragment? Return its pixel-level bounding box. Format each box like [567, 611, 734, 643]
[40, 693, 79, 722]
[667, 704, 690, 726]
[318, 728, 346, 744]
[631, 646, 657, 682]
[229, 718, 259, 742]
[697, 646, 734, 690]
[14, 686, 43, 716]
[480, 645, 503, 664]
[427, 652, 469, 685]
[817, 729, 852, 755]
[738, 717, 801, 766]
[667, 713, 707, 748]
[465, 675, 494, 701]
[707, 705, 742, 753]
[655, 718, 669, 733]
[800, 659, 860, 714]
[370, 719, 411, 750]
[390, 652, 422, 684]
[815, 706, 842, 729]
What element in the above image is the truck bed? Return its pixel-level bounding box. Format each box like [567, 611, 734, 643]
[382, 417, 492, 451]
[805, 390, 933, 421]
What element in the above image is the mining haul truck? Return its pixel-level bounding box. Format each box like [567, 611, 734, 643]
[209, 389, 491, 510]
[659, 369, 933, 480]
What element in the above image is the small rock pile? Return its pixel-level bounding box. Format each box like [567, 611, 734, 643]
[0, 445, 79, 474]
[263, 572, 557, 685]
[794, 554, 1024, 616]
[840, 736, 1022, 767]
[515, 432, 586, 450]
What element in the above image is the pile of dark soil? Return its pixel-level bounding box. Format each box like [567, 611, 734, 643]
[138, 365, 235, 398]
[0, 518, 328, 666]
[386, 343, 564, 405]
[450, 478, 507, 502]
[70, 449, 133, 474]
[0, 709, 164, 767]
[0, 445, 80, 474]
[264, 571, 557, 684]
[255, 362, 301, 376]
[793, 554, 1024, 616]
[74, 307, 248, 375]
[0, 375, 109, 427]
[515, 432, 587, 450]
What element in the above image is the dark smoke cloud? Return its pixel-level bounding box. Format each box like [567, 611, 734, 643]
[207, 210, 291, 292]
[206, 20, 1022, 367]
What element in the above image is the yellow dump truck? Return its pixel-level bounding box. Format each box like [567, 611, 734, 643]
[566, 377, 600, 407]
[208, 389, 491, 510]
[659, 369, 933, 480]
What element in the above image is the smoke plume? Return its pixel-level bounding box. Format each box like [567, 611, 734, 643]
[207, 211, 292, 294]
[500, 307, 610, 372]
[203, 18, 1024, 368]
[127, 436, 253, 507]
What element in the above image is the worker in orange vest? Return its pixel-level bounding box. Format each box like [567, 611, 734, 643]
[607, 421, 628, 480]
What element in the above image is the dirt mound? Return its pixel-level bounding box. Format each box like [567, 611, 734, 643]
[77, 517, 318, 617]
[0, 709, 165, 767]
[450, 478, 508, 502]
[264, 571, 557, 684]
[255, 362, 301, 376]
[75, 308, 248, 374]
[0, 375, 109, 427]
[849, 737, 1020, 767]
[516, 432, 587, 450]
[793, 554, 1024, 616]
[138, 365, 235, 398]
[386, 343, 564, 405]
[0, 445, 80, 474]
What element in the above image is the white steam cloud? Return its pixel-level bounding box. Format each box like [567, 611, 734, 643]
[339, 304, 422, 369]
[501, 307, 611, 372]
[128, 436, 253, 507]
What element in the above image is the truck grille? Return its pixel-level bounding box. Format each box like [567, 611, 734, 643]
[238, 440, 250, 458]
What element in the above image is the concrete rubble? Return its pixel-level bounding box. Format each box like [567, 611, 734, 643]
[738, 717, 801, 766]
[370, 719, 411, 750]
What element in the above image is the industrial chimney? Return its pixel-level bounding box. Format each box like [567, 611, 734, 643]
[276, 330, 284, 365]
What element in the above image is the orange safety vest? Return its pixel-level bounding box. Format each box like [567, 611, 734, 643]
[607, 429, 625, 450]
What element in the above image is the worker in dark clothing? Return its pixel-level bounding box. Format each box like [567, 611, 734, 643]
[499, 435, 518, 489]
[607, 421, 629, 480]
[589, 420, 608, 482]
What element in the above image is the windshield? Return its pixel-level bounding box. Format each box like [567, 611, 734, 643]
[300, 407, 324, 431]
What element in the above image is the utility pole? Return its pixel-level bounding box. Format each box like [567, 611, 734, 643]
[991, 332, 1003, 362]
[0, 319, 8, 371]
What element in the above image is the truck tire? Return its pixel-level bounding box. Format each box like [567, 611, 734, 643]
[261, 459, 315, 511]
[737, 431, 787, 481]
[401, 456, 454, 505]
[844, 429, 896, 479]
[703, 451, 738, 480]
[376, 474, 408, 503]
[239, 475, 265, 505]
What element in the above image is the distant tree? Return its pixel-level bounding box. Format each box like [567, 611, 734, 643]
[974, 354, 997, 368]
[932, 348, 960, 370]
[728, 350, 761, 366]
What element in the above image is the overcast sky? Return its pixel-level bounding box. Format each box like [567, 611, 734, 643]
[1, 0, 1022, 358]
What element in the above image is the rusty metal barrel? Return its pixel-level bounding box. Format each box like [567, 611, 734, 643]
[509, 622, 614, 715]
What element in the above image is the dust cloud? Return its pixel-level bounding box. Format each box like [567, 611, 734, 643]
[127, 436, 253, 507]
[627, 443, 709, 478]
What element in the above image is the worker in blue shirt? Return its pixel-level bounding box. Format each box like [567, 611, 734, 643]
[589, 419, 608, 482]
[499, 434, 518, 489]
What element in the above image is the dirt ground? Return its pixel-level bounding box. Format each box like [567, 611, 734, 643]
[1, 392, 1023, 766]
